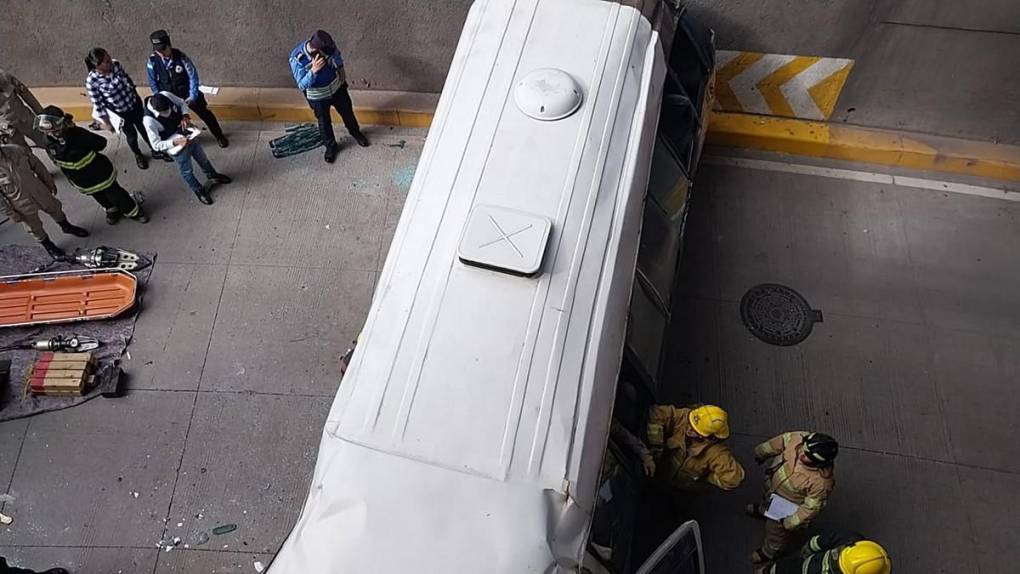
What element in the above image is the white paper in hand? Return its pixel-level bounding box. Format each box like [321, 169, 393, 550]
[167, 127, 202, 156]
[764, 493, 799, 521]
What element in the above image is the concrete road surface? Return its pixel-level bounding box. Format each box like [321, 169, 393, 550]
[0, 126, 1017, 573]
[659, 153, 1019, 573]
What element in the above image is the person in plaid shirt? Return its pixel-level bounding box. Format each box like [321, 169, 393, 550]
[85, 47, 168, 170]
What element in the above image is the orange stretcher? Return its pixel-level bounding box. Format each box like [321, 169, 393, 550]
[0, 269, 137, 328]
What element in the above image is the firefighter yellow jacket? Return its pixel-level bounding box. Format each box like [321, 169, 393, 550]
[645, 405, 745, 491]
[754, 431, 835, 530]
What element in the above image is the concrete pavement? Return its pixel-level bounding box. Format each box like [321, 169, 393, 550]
[659, 154, 1019, 573]
[0, 122, 420, 573]
[1, 124, 1017, 572]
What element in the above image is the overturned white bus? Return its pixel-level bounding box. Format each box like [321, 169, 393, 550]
[270, 0, 715, 572]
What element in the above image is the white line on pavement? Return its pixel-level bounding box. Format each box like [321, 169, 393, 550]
[703, 156, 1020, 202]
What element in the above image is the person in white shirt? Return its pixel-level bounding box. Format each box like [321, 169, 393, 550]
[142, 91, 230, 205]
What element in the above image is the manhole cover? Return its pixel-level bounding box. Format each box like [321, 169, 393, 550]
[740, 284, 823, 346]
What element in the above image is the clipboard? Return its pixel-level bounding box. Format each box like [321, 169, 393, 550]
[166, 127, 202, 156]
[764, 493, 799, 521]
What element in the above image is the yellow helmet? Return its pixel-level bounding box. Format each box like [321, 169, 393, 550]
[688, 405, 730, 439]
[839, 540, 891, 574]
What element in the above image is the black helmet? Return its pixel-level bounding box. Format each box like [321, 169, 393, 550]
[34, 105, 73, 133]
[802, 433, 838, 467]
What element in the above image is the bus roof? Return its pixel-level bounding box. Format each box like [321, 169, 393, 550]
[271, 0, 667, 571]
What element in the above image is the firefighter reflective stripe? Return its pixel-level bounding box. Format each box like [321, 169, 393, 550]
[775, 464, 789, 484]
[647, 423, 664, 445]
[802, 554, 815, 574]
[803, 496, 824, 510]
[783, 511, 799, 530]
[75, 170, 117, 195]
[809, 535, 823, 553]
[52, 151, 96, 170]
[782, 432, 795, 447]
[125, 204, 140, 217]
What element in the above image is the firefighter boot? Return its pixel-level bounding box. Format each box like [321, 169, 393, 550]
[58, 220, 90, 237]
[40, 238, 65, 259]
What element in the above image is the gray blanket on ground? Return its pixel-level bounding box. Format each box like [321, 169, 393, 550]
[0, 245, 154, 422]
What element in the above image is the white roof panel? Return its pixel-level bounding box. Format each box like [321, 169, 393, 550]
[270, 0, 668, 571]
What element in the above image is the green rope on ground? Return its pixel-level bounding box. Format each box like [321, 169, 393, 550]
[269, 123, 323, 158]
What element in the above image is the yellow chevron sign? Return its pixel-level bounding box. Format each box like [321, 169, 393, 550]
[713, 51, 854, 120]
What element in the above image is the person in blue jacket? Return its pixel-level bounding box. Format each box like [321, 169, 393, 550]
[289, 30, 369, 163]
[146, 30, 228, 148]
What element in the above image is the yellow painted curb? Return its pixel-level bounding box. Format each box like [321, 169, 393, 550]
[32, 88, 1020, 183]
[34, 86, 436, 129]
[706, 113, 1020, 182]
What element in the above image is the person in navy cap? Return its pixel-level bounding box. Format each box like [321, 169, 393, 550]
[289, 29, 369, 163]
[146, 30, 229, 148]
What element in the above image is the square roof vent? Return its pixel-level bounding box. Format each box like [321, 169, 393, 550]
[458, 205, 552, 277]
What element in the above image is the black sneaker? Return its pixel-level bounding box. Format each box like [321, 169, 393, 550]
[352, 132, 370, 147]
[324, 145, 339, 163]
[106, 210, 122, 225]
[153, 151, 174, 162]
[195, 190, 214, 205]
[208, 173, 232, 185]
[58, 221, 90, 237]
[135, 153, 149, 170]
[216, 135, 230, 148]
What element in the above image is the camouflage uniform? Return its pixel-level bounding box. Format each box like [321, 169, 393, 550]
[0, 69, 46, 148]
[0, 143, 67, 242]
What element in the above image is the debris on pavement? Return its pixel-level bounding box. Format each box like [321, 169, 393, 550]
[254, 561, 265, 573]
[269, 124, 322, 159]
[0, 511, 13, 525]
[196, 531, 211, 546]
[213, 523, 238, 535]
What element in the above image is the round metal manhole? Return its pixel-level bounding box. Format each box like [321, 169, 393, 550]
[740, 284, 823, 346]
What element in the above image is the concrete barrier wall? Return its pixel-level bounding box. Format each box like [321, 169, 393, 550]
[3, 0, 1018, 143]
[0, 0, 473, 92]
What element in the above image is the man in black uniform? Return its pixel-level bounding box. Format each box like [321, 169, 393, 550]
[146, 30, 228, 148]
[760, 531, 891, 574]
[35, 106, 149, 225]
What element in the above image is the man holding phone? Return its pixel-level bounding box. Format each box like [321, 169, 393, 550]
[289, 30, 369, 164]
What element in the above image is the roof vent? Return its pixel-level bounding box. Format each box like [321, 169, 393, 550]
[458, 205, 552, 277]
[514, 68, 583, 121]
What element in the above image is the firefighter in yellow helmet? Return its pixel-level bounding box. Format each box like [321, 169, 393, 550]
[748, 431, 838, 564]
[758, 531, 890, 574]
[626, 404, 745, 491]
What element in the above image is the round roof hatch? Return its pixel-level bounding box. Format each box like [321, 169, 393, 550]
[514, 68, 583, 121]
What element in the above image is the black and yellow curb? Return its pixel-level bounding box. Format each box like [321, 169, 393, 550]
[34, 88, 1020, 183]
[707, 113, 1020, 183]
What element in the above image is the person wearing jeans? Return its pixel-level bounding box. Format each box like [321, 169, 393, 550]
[289, 29, 369, 163]
[84, 48, 168, 170]
[142, 92, 230, 205]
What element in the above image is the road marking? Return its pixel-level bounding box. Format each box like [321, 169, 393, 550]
[714, 51, 854, 120]
[703, 156, 1020, 202]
